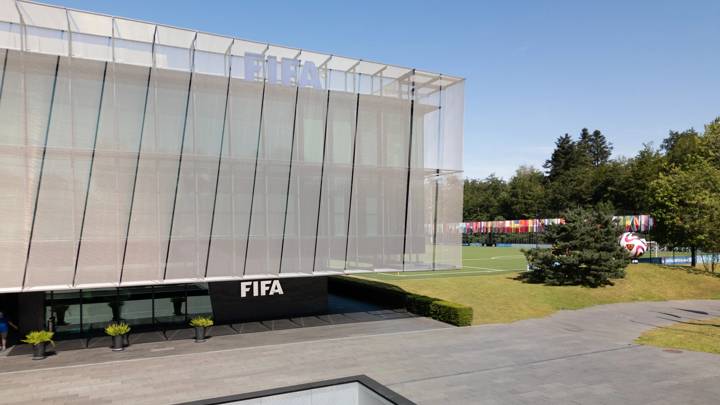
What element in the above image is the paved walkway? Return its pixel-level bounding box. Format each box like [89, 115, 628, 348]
[1, 300, 718, 404]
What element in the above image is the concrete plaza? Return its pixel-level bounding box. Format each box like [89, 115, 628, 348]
[1, 300, 718, 404]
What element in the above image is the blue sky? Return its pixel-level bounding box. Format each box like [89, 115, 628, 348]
[49, 0, 720, 179]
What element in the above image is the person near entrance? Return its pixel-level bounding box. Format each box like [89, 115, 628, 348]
[0, 311, 18, 351]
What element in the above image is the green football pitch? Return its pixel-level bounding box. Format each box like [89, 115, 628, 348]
[361, 246, 529, 280]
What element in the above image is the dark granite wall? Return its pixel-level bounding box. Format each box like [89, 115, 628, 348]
[209, 277, 328, 323]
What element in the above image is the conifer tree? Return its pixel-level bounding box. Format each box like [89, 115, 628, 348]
[543, 134, 584, 180]
[522, 204, 630, 287]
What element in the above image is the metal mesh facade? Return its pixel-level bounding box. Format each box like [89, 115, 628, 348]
[0, 0, 464, 292]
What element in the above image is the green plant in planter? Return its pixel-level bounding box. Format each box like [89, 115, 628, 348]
[189, 316, 213, 343]
[105, 322, 131, 351]
[22, 330, 55, 346]
[105, 322, 131, 336]
[189, 316, 214, 328]
[22, 330, 55, 360]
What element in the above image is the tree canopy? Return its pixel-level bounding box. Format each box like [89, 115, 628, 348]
[464, 118, 720, 268]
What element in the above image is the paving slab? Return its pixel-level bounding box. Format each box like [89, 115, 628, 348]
[129, 331, 167, 345]
[207, 325, 237, 337]
[377, 311, 416, 320]
[290, 316, 330, 328]
[368, 309, 400, 315]
[166, 328, 195, 341]
[233, 322, 270, 334]
[5, 344, 33, 356]
[318, 313, 356, 325]
[53, 338, 87, 351]
[261, 319, 301, 331]
[343, 311, 384, 322]
[0, 300, 717, 405]
[86, 336, 111, 349]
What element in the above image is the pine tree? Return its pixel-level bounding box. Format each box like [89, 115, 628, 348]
[578, 128, 612, 166]
[522, 205, 630, 287]
[543, 134, 584, 180]
[589, 130, 612, 166]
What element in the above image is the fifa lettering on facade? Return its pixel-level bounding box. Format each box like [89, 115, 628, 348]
[244, 53, 322, 89]
[239, 280, 285, 298]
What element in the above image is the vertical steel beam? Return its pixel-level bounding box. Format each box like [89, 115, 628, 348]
[118, 66, 153, 285]
[343, 93, 361, 270]
[0, 49, 7, 103]
[72, 62, 109, 286]
[21, 55, 61, 289]
[119, 27, 157, 285]
[311, 90, 331, 272]
[163, 34, 197, 280]
[432, 169, 440, 270]
[241, 81, 267, 277]
[401, 70, 416, 271]
[204, 44, 234, 278]
[278, 86, 301, 274]
[432, 85, 443, 270]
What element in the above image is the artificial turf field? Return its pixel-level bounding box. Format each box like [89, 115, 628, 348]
[361, 246, 528, 281]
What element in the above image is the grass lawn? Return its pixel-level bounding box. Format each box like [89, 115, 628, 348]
[636, 317, 720, 354]
[356, 246, 720, 325]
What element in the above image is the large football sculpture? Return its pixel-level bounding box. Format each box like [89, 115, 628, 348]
[619, 232, 648, 258]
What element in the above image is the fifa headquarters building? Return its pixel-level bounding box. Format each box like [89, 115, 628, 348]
[0, 0, 464, 337]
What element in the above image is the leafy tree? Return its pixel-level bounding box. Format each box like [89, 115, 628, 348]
[522, 205, 630, 287]
[463, 175, 508, 221]
[649, 160, 720, 268]
[647, 120, 720, 268]
[614, 144, 664, 214]
[661, 129, 703, 167]
[502, 166, 546, 218]
[703, 117, 720, 167]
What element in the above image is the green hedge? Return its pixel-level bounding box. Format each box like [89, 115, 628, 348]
[328, 276, 473, 327]
[429, 300, 473, 327]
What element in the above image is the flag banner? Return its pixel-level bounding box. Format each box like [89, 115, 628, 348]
[462, 215, 653, 234]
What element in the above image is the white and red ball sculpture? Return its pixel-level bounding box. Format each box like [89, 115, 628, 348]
[619, 232, 648, 258]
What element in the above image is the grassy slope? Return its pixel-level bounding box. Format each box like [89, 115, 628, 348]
[360, 264, 720, 325]
[636, 317, 720, 354]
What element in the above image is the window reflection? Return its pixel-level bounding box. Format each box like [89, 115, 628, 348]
[44, 283, 210, 338]
[82, 288, 116, 333]
[45, 290, 82, 335]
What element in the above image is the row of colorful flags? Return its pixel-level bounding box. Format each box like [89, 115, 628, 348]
[458, 215, 654, 234]
[459, 218, 565, 234]
[615, 214, 654, 233]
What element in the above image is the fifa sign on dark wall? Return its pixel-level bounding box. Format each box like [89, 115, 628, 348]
[209, 278, 327, 323]
[239, 279, 284, 298]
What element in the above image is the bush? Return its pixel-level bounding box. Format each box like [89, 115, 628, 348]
[405, 294, 436, 315]
[430, 300, 474, 326]
[22, 330, 55, 346]
[105, 322, 131, 336]
[522, 205, 630, 287]
[189, 316, 214, 328]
